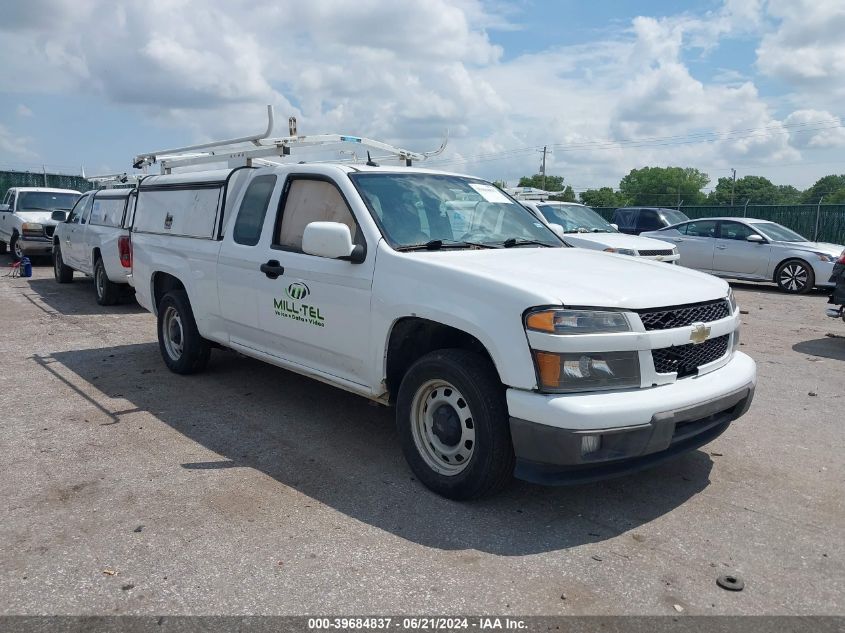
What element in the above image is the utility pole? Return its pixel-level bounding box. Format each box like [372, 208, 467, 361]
[730, 168, 736, 206]
[540, 146, 547, 190]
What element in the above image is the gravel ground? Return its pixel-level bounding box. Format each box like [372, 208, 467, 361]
[0, 259, 842, 616]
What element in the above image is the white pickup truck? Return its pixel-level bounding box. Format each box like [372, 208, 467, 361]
[0, 187, 81, 260]
[52, 187, 135, 305]
[128, 160, 757, 499]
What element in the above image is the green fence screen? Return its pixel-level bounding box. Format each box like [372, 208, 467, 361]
[592, 205, 845, 245]
[0, 170, 95, 201]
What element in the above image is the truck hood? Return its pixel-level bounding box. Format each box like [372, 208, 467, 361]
[408, 247, 729, 309]
[562, 232, 674, 252]
[16, 211, 59, 226]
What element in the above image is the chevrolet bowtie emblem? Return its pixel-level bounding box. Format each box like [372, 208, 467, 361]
[689, 322, 710, 345]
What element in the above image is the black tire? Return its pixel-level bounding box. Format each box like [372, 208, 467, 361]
[9, 233, 22, 262]
[396, 348, 514, 500]
[157, 289, 211, 375]
[775, 259, 814, 294]
[0, 240, 6, 255]
[53, 244, 74, 283]
[94, 257, 121, 305]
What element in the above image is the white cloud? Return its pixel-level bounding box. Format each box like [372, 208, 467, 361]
[756, 0, 845, 98]
[0, 124, 38, 160]
[16, 104, 33, 117]
[783, 109, 845, 148]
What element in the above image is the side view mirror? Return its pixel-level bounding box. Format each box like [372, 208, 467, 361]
[610, 223, 619, 230]
[0, 204, 9, 212]
[746, 234, 765, 243]
[548, 223, 565, 238]
[51, 210, 67, 222]
[302, 221, 365, 263]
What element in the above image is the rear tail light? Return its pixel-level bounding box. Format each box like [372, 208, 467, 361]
[118, 235, 132, 269]
[838, 249, 845, 265]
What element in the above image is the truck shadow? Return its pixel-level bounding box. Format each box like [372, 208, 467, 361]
[792, 337, 845, 361]
[37, 343, 715, 556]
[22, 277, 145, 316]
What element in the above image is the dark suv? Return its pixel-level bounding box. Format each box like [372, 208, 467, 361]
[613, 207, 690, 235]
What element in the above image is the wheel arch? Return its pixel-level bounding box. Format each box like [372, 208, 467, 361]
[384, 317, 500, 405]
[151, 271, 187, 316]
[773, 256, 813, 282]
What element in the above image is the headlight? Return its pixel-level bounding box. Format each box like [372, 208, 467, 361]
[603, 247, 636, 256]
[727, 289, 737, 313]
[525, 309, 631, 334]
[816, 253, 836, 263]
[22, 222, 43, 232]
[533, 350, 641, 392]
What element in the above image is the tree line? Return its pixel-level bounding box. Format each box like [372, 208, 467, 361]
[504, 168, 845, 208]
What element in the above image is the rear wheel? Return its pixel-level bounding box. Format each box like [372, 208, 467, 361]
[157, 289, 211, 374]
[396, 349, 514, 500]
[94, 258, 121, 305]
[53, 244, 74, 283]
[0, 240, 6, 255]
[775, 259, 814, 294]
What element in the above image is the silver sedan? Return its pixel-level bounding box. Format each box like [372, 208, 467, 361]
[642, 217, 844, 293]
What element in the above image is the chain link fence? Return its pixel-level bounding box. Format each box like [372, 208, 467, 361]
[593, 204, 845, 245]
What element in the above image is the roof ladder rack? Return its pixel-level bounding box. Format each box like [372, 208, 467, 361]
[88, 173, 145, 189]
[132, 105, 447, 174]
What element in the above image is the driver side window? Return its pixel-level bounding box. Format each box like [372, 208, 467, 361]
[67, 194, 89, 224]
[275, 178, 358, 252]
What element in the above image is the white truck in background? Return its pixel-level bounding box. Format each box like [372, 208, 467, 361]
[52, 178, 136, 305]
[0, 187, 81, 260]
[126, 117, 756, 500]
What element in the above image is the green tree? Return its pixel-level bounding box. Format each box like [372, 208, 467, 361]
[619, 166, 709, 206]
[518, 173, 565, 191]
[801, 174, 845, 204]
[775, 185, 802, 204]
[579, 187, 628, 208]
[711, 175, 786, 205]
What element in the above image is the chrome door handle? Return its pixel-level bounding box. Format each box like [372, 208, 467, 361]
[716, 245, 727, 250]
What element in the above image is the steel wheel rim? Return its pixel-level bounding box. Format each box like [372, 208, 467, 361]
[162, 306, 184, 360]
[780, 263, 808, 291]
[96, 265, 105, 298]
[410, 379, 475, 476]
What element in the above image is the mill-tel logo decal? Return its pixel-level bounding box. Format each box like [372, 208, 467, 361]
[274, 282, 325, 327]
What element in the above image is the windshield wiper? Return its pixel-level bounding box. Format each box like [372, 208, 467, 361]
[396, 238, 496, 251]
[501, 238, 552, 248]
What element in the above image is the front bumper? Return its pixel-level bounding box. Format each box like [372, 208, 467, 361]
[507, 351, 756, 484]
[19, 236, 53, 255]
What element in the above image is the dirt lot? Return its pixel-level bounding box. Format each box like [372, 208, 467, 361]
[0, 258, 843, 616]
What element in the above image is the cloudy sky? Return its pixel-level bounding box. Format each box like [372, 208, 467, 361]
[1, 0, 843, 193]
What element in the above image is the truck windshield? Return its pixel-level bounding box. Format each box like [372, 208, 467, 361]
[350, 173, 561, 249]
[17, 191, 80, 212]
[538, 204, 617, 233]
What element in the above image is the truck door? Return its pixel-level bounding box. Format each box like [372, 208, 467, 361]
[219, 173, 375, 386]
[63, 193, 91, 268]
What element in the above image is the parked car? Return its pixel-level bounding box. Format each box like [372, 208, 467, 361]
[613, 207, 690, 235]
[52, 187, 136, 305]
[518, 200, 680, 263]
[826, 249, 845, 322]
[128, 157, 755, 500]
[642, 217, 844, 294]
[0, 187, 81, 260]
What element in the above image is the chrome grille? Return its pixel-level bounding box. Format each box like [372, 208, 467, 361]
[637, 249, 674, 257]
[652, 334, 730, 378]
[637, 299, 730, 331]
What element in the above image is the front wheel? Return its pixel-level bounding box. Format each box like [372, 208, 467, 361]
[396, 349, 514, 500]
[10, 234, 22, 262]
[157, 289, 211, 374]
[776, 259, 814, 294]
[94, 258, 121, 305]
[53, 245, 74, 283]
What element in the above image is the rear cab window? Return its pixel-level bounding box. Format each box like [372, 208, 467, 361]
[233, 175, 277, 246]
